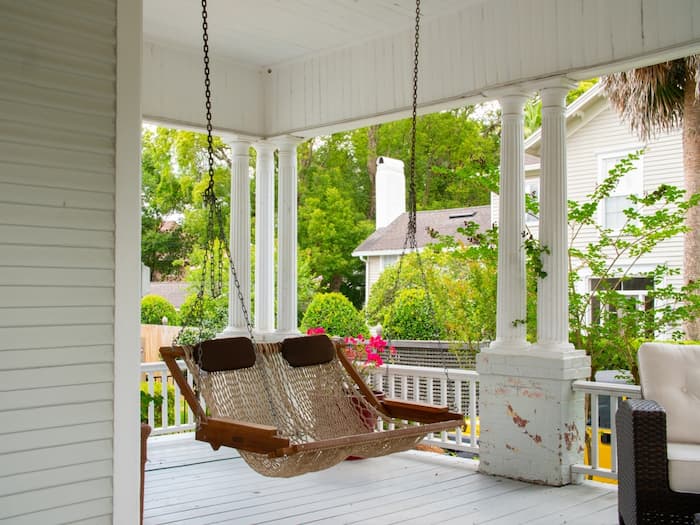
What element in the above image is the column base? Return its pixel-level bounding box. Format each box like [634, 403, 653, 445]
[217, 326, 252, 339]
[274, 329, 301, 341]
[486, 339, 531, 353]
[252, 329, 280, 343]
[476, 348, 591, 486]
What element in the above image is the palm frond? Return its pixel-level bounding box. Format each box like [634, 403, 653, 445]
[602, 56, 699, 141]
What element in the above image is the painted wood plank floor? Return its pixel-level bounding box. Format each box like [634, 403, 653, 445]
[144, 434, 619, 525]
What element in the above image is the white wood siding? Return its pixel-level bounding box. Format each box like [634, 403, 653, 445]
[492, 94, 685, 290]
[0, 0, 117, 522]
[565, 98, 684, 287]
[140, 0, 700, 138]
[367, 256, 383, 296]
[265, 0, 700, 138]
[142, 41, 266, 136]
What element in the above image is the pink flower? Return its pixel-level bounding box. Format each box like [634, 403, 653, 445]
[366, 352, 384, 367]
[306, 327, 326, 335]
[368, 335, 387, 352]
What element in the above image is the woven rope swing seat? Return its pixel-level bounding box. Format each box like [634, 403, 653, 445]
[159, 0, 462, 478]
[161, 335, 462, 477]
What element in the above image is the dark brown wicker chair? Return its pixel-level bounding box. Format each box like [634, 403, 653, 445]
[617, 399, 700, 524]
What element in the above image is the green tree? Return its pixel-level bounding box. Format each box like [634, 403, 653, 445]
[298, 168, 373, 304]
[603, 57, 700, 338]
[141, 127, 232, 279]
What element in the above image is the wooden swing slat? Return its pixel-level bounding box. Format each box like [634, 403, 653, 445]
[160, 346, 207, 421]
[334, 342, 390, 417]
[381, 399, 463, 424]
[197, 417, 290, 454]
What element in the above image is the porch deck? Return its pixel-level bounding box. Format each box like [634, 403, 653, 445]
[144, 434, 619, 524]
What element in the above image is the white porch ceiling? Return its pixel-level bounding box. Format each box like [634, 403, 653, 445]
[142, 0, 700, 139]
[143, 0, 478, 67]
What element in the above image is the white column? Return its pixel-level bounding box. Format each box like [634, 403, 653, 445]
[275, 136, 303, 337]
[254, 142, 276, 337]
[535, 82, 576, 352]
[490, 93, 530, 351]
[219, 139, 253, 338]
[476, 83, 590, 487]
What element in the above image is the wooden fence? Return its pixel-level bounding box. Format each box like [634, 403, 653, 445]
[141, 324, 181, 362]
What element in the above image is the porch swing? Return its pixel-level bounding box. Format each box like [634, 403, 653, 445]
[160, 0, 463, 478]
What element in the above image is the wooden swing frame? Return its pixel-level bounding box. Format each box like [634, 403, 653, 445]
[160, 342, 463, 458]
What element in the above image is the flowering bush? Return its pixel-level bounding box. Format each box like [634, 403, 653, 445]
[306, 327, 396, 379]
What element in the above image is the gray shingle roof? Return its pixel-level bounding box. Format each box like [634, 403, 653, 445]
[353, 205, 492, 255]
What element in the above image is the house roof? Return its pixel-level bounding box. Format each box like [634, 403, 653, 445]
[524, 152, 541, 170]
[147, 281, 190, 309]
[353, 205, 492, 256]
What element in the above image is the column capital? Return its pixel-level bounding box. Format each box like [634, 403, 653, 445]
[498, 93, 530, 115]
[538, 78, 577, 108]
[253, 141, 276, 155]
[227, 140, 253, 157]
[272, 135, 305, 152]
[220, 133, 258, 146]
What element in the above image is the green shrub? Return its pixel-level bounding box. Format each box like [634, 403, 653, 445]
[179, 293, 227, 329]
[140, 382, 188, 427]
[383, 288, 442, 340]
[300, 292, 367, 337]
[140, 390, 162, 424]
[140, 294, 178, 325]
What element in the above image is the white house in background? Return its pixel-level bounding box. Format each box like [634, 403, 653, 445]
[491, 82, 684, 304]
[352, 157, 491, 305]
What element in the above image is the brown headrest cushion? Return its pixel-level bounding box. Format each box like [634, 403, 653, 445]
[192, 337, 256, 372]
[281, 334, 335, 367]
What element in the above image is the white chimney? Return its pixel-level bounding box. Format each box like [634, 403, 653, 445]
[375, 156, 406, 229]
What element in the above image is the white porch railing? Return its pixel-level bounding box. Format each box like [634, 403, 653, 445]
[141, 360, 198, 436]
[139, 360, 479, 452]
[368, 364, 480, 454]
[571, 379, 641, 481]
[139, 360, 636, 475]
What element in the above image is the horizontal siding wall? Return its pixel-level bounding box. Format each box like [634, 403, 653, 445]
[566, 98, 684, 287]
[0, 0, 116, 522]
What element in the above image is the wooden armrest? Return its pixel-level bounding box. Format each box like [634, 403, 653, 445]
[381, 399, 463, 424]
[159, 345, 186, 359]
[196, 417, 291, 456]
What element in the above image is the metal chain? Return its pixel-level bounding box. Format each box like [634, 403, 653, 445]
[198, 0, 255, 343]
[386, 0, 452, 407]
[407, 0, 420, 251]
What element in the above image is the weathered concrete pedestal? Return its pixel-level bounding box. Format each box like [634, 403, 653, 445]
[476, 347, 590, 486]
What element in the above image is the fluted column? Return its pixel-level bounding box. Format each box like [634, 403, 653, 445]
[219, 139, 253, 338]
[254, 142, 276, 336]
[490, 93, 530, 350]
[275, 137, 303, 337]
[536, 82, 575, 352]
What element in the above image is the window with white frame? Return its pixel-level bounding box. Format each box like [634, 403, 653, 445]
[525, 178, 540, 224]
[598, 152, 643, 230]
[381, 254, 399, 270]
[589, 276, 654, 337]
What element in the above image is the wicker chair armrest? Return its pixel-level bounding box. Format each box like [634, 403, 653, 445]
[617, 399, 700, 523]
[617, 398, 669, 489]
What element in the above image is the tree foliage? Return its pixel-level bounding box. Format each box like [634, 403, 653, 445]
[141, 127, 231, 279]
[603, 56, 700, 339]
[565, 152, 700, 381]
